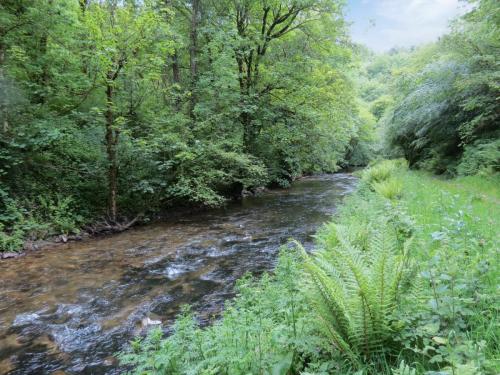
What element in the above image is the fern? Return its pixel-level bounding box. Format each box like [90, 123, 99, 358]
[299, 223, 413, 366]
[372, 178, 403, 200]
[361, 160, 399, 184]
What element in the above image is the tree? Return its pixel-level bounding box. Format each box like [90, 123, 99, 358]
[83, 1, 170, 221]
[224, 0, 344, 152]
[382, 0, 499, 174]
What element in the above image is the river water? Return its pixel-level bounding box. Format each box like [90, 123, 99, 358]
[0, 174, 357, 374]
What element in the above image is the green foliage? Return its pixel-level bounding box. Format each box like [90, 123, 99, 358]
[456, 139, 500, 176]
[0, 197, 26, 252]
[0, 0, 367, 247]
[361, 160, 399, 185]
[164, 146, 268, 206]
[392, 171, 500, 374]
[0, 193, 84, 252]
[370, 95, 394, 121]
[353, 0, 499, 176]
[391, 360, 416, 375]
[301, 223, 413, 367]
[381, 0, 500, 175]
[123, 165, 499, 375]
[372, 178, 403, 201]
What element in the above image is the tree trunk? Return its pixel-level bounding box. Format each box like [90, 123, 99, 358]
[105, 77, 119, 222]
[79, 0, 88, 13]
[37, 34, 48, 104]
[171, 48, 181, 110]
[172, 49, 181, 84]
[0, 42, 8, 132]
[189, 0, 200, 120]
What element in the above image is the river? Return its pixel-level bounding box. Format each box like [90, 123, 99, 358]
[0, 174, 357, 374]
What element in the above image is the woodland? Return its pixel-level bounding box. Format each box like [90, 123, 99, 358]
[0, 0, 498, 374]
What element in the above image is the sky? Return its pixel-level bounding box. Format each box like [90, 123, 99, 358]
[346, 0, 472, 52]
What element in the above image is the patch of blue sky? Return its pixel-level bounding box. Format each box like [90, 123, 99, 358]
[345, 0, 473, 52]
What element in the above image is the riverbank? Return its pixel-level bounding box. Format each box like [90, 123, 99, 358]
[122, 161, 499, 374]
[0, 173, 358, 374]
[0, 172, 345, 260]
[0, 185, 277, 260]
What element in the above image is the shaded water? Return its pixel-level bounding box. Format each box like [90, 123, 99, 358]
[0, 174, 357, 374]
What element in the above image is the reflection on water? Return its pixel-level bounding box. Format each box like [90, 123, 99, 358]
[0, 174, 357, 374]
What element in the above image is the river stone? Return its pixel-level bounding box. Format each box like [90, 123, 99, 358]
[1, 252, 19, 259]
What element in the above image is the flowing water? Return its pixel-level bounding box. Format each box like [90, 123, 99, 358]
[0, 174, 357, 375]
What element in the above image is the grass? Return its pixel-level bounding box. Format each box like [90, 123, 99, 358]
[121, 161, 499, 375]
[397, 171, 499, 374]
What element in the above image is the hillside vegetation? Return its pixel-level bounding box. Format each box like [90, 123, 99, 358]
[358, 0, 499, 175]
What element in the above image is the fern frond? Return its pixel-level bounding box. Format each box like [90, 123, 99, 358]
[301, 222, 414, 363]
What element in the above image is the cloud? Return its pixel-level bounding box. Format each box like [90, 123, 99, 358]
[349, 0, 471, 52]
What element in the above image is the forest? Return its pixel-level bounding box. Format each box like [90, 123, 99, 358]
[0, 0, 498, 374]
[1, 0, 365, 249]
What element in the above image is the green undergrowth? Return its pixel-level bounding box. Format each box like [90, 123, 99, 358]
[121, 160, 499, 375]
[0, 193, 85, 252]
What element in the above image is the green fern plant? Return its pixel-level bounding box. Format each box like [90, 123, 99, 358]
[361, 159, 408, 187]
[372, 178, 403, 200]
[299, 224, 413, 367]
[362, 160, 397, 184]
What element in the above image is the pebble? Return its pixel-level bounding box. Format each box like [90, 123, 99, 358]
[1, 252, 19, 259]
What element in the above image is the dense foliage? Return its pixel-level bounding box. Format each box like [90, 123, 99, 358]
[359, 0, 499, 175]
[0, 0, 367, 251]
[121, 160, 499, 374]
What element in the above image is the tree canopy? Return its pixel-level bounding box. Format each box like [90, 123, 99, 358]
[0, 0, 364, 234]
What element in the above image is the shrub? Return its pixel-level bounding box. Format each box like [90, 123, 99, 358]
[0, 193, 84, 252]
[0, 222, 25, 252]
[456, 139, 500, 176]
[361, 159, 403, 185]
[34, 195, 84, 236]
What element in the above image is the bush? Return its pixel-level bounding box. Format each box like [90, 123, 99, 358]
[456, 139, 500, 176]
[301, 222, 414, 368]
[361, 160, 398, 185]
[0, 222, 25, 252]
[0, 193, 84, 252]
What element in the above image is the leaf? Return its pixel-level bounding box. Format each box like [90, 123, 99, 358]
[422, 322, 440, 334]
[271, 352, 293, 375]
[429, 354, 443, 364]
[432, 336, 448, 345]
